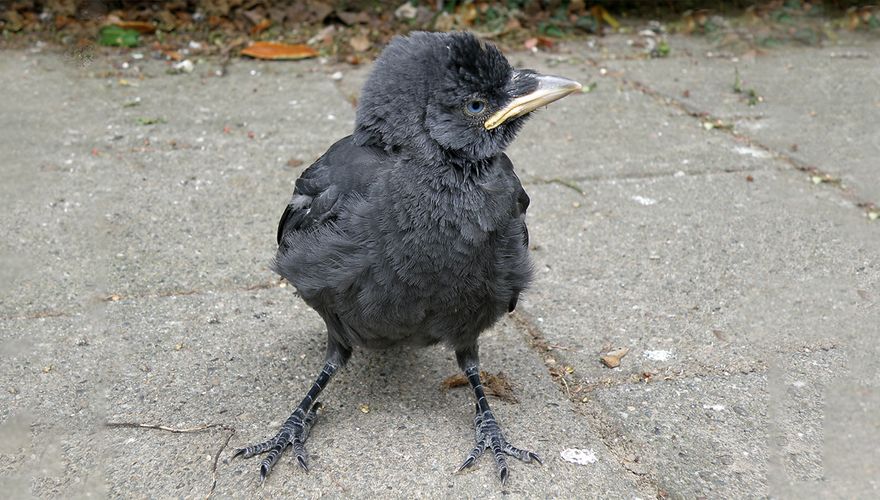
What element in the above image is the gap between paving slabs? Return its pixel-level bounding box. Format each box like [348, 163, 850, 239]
[510, 307, 852, 497]
[581, 56, 879, 220]
[513, 304, 766, 490]
[509, 310, 666, 494]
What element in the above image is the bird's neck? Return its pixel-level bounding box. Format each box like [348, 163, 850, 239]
[399, 147, 495, 178]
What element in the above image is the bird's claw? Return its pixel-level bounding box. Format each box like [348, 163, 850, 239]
[456, 409, 541, 484]
[234, 402, 322, 481]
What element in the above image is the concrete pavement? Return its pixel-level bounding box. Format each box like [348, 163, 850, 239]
[1, 32, 878, 498]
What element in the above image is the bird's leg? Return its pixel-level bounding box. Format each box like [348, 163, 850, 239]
[455, 348, 541, 485]
[235, 339, 351, 481]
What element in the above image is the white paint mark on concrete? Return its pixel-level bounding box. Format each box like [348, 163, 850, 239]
[734, 145, 771, 158]
[643, 350, 672, 361]
[561, 448, 598, 465]
[631, 195, 657, 206]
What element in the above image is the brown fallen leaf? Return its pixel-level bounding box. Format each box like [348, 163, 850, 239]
[441, 370, 518, 403]
[349, 34, 371, 53]
[525, 37, 554, 50]
[600, 347, 629, 368]
[55, 15, 75, 30]
[250, 18, 272, 36]
[163, 50, 183, 61]
[240, 42, 318, 60]
[112, 21, 156, 34]
[536, 36, 555, 49]
[286, 158, 304, 168]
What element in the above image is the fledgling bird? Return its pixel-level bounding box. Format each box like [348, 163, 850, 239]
[235, 31, 581, 485]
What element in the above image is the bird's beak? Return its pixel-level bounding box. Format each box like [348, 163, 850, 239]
[484, 73, 582, 130]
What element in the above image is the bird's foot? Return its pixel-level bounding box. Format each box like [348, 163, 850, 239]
[233, 402, 322, 481]
[456, 409, 541, 485]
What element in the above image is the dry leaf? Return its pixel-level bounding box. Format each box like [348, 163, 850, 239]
[112, 21, 156, 34]
[441, 370, 518, 403]
[600, 347, 629, 368]
[536, 36, 555, 49]
[241, 42, 318, 60]
[250, 18, 272, 36]
[349, 35, 371, 52]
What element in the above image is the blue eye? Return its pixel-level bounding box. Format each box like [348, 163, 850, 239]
[466, 100, 486, 115]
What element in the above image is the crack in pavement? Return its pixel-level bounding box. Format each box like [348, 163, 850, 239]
[96, 278, 294, 303]
[1, 279, 295, 322]
[507, 310, 662, 496]
[583, 57, 879, 221]
[0, 309, 73, 321]
[522, 163, 772, 189]
[105, 421, 236, 500]
[509, 309, 843, 496]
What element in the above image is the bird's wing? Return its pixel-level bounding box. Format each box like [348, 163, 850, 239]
[277, 136, 386, 246]
[515, 173, 530, 248]
[495, 154, 531, 313]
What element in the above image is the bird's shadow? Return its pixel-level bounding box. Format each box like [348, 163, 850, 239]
[327, 343, 464, 413]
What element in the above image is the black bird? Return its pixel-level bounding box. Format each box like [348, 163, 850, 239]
[235, 31, 581, 485]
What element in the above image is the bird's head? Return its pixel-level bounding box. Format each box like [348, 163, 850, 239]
[353, 31, 581, 165]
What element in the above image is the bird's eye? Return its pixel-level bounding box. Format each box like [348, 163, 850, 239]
[465, 99, 486, 115]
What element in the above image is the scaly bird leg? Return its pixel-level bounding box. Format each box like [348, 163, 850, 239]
[235, 341, 351, 482]
[455, 350, 541, 485]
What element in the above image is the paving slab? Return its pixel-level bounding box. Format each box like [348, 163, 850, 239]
[522, 170, 878, 378]
[587, 347, 857, 498]
[600, 35, 880, 204]
[0, 51, 354, 317]
[518, 170, 879, 497]
[1, 287, 646, 498]
[0, 51, 119, 317]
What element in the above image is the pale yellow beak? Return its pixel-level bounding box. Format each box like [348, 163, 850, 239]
[484, 74, 582, 130]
